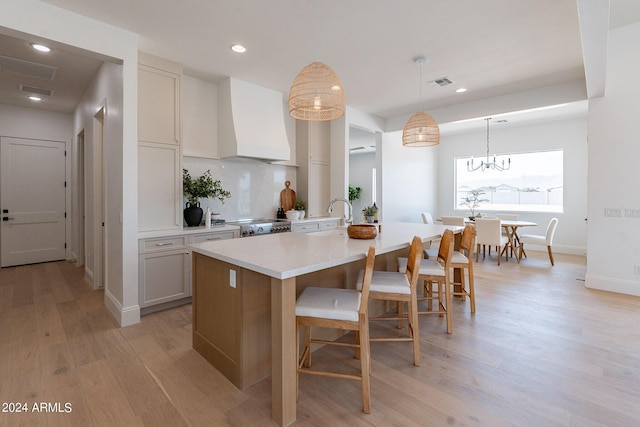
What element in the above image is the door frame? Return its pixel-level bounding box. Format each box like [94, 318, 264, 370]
[93, 106, 106, 289]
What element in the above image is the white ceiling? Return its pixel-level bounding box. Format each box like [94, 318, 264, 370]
[2, 1, 640, 130]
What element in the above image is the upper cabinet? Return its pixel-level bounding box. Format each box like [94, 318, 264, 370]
[182, 75, 218, 159]
[138, 52, 183, 232]
[138, 52, 181, 145]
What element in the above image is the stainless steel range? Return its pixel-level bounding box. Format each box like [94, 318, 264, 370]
[227, 218, 291, 238]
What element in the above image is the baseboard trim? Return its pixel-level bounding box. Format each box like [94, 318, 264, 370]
[584, 273, 640, 297]
[104, 289, 141, 327]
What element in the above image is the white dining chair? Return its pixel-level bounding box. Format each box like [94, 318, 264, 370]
[421, 212, 438, 258]
[441, 216, 465, 226]
[421, 212, 435, 224]
[518, 218, 559, 265]
[474, 218, 509, 265]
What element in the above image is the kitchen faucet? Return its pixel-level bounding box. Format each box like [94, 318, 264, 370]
[327, 198, 353, 225]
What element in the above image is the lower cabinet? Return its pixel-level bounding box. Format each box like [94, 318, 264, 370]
[139, 228, 238, 314]
[291, 218, 340, 233]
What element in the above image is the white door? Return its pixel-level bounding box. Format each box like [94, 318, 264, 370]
[1, 137, 66, 267]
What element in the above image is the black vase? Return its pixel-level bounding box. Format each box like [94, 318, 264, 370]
[184, 202, 203, 227]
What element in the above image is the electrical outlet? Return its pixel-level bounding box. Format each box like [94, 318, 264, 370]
[229, 269, 236, 288]
[635, 265, 640, 276]
[625, 209, 640, 218]
[604, 208, 622, 217]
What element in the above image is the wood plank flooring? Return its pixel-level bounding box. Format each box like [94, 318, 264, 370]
[0, 252, 639, 426]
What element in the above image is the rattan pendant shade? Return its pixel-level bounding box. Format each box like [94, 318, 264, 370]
[402, 111, 440, 147]
[288, 61, 345, 121]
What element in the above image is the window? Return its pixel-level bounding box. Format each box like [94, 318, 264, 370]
[455, 150, 563, 213]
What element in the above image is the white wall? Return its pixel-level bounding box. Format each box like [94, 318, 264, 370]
[586, 22, 640, 296]
[73, 61, 124, 303]
[380, 131, 438, 223]
[1, 0, 140, 326]
[438, 117, 588, 255]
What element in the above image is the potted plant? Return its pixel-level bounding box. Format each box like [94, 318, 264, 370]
[293, 199, 307, 219]
[348, 185, 362, 202]
[460, 188, 488, 220]
[362, 205, 378, 223]
[183, 169, 231, 227]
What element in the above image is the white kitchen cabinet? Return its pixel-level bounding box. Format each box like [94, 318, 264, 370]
[139, 236, 190, 312]
[291, 218, 340, 233]
[182, 75, 218, 159]
[139, 227, 239, 314]
[138, 142, 181, 231]
[137, 52, 183, 232]
[296, 120, 331, 217]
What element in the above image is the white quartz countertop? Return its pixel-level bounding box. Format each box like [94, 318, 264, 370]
[188, 222, 461, 280]
[138, 224, 240, 239]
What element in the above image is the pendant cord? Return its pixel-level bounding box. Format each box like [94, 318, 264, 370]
[486, 118, 490, 160]
[419, 62, 423, 111]
[315, 0, 318, 61]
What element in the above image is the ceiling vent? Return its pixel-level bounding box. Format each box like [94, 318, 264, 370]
[0, 55, 58, 80]
[430, 77, 454, 87]
[20, 84, 53, 97]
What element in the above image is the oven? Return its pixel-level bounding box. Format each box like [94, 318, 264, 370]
[226, 218, 292, 238]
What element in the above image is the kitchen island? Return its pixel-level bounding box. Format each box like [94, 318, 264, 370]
[188, 222, 459, 426]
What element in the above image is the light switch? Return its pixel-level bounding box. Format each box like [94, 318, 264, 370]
[229, 269, 236, 288]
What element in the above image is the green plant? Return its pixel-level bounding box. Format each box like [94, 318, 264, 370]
[348, 185, 362, 202]
[183, 169, 231, 206]
[460, 188, 488, 217]
[362, 205, 378, 217]
[293, 199, 307, 211]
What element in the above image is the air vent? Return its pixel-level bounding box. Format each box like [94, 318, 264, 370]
[20, 84, 53, 97]
[430, 77, 454, 87]
[0, 55, 58, 80]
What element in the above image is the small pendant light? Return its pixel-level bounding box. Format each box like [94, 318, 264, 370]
[402, 57, 440, 147]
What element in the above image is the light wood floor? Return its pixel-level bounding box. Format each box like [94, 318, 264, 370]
[1, 251, 639, 426]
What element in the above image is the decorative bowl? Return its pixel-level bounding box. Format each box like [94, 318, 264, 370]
[347, 224, 378, 239]
[285, 210, 299, 220]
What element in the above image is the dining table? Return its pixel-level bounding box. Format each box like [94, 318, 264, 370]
[496, 219, 537, 261]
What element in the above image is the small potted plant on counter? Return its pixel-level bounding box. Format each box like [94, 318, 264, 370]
[183, 169, 231, 227]
[293, 199, 307, 219]
[362, 205, 378, 223]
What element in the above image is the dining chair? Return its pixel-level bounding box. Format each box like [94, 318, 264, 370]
[474, 218, 509, 265]
[518, 218, 559, 265]
[398, 229, 455, 334]
[421, 212, 439, 258]
[421, 212, 435, 224]
[441, 216, 465, 226]
[451, 224, 477, 313]
[359, 236, 422, 365]
[296, 246, 376, 413]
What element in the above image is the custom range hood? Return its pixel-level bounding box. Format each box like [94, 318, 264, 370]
[218, 77, 291, 162]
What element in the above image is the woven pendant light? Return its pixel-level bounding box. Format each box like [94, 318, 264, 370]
[288, 1, 345, 121]
[289, 61, 345, 121]
[402, 57, 440, 147]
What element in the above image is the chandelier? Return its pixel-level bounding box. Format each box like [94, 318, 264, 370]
[467, 118, 510, 171]
[402, 57, 439, 147]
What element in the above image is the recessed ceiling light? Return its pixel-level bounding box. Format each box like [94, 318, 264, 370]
[455, 88, 467, 93]
[31, 43, 51, 52]
[28, 95, 42, 101]
[230, 44, 246, 53]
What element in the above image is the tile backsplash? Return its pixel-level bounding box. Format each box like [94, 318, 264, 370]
[183, 156, 297, 221]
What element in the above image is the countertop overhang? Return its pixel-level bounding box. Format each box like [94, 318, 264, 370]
[188, 222, 461, 280]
